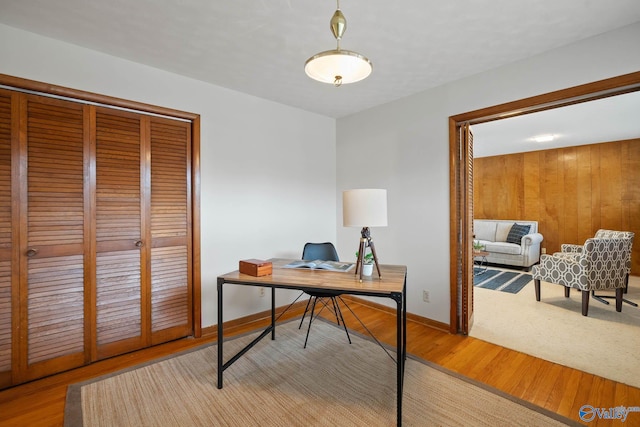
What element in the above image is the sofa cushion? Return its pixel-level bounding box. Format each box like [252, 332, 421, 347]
[506, 223, 531, 244]
[495, 222, 513, 242]
[475, 221, 496, 242]
[484, 241, 523, 255]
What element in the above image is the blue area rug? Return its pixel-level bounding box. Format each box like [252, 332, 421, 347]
[473, 268, 532, 294]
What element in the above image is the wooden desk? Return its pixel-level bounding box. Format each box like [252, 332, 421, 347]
[217, 258, 407, 426]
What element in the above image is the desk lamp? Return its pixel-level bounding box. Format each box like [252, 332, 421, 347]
[342, 189, 387, 281]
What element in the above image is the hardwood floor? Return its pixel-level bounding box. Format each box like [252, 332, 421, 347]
[1, 300, 637, 426]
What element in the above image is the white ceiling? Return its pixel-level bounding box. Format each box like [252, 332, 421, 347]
[473, 90, 640, 158]
[1, 0, 640, 119]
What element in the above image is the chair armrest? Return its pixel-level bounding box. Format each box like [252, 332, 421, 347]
[551, 252, 580, 261]
[533, 253, 585, 289]
[561, 244, 583, 253]
[539, 253, 582, 262]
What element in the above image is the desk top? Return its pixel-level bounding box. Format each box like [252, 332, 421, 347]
[218, 258, 407, 295]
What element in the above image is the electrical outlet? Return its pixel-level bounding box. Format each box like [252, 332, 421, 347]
[422, 290, 430, 303]
[259, 287, 265, 297]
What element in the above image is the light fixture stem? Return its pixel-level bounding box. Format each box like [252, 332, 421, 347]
[304, 0, 372, 86]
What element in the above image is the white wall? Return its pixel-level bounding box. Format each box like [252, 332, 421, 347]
[336, 22, 640, 324]
[3, 21, 640, 330]
[0, 24, 337, 327]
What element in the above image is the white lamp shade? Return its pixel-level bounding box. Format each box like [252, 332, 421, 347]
[342, 189, 388, 227]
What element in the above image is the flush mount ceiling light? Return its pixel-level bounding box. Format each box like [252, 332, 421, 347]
[304, 0, 372, 87]
[531, 134, 557, 143]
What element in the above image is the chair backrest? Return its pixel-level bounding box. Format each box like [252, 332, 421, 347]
[578, 237, 633, 289]
[594, 229, 634, 240]
[594, 230, 634, 272]
[302, 242, 339, 261]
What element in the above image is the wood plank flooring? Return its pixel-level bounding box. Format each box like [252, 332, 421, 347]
[0, 300, 637, 426]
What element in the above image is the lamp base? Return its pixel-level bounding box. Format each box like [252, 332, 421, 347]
[355, 227, 381, 282]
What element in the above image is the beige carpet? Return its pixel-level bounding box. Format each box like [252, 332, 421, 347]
[471, 272, 640, 388]
[65, 320, 576, 427]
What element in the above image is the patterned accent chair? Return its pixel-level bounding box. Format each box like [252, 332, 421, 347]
[556, 230, 635, 307]
[532, 237, 633, 316]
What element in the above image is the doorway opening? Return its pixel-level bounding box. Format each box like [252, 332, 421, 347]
[448, 71, 640, 335]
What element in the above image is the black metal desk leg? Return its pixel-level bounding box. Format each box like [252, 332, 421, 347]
[396, 294, 403, 426]
[271, 287, 276, 340]
[217, 279, 224, 389]
[403, 280, 407, 366]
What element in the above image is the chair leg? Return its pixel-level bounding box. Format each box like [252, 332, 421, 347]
[624, 273, 629, 294]
[591, 281, 637, 307]
[303, 297, 318, 349]
[330, 297, 341, 325]
[591, 289, 610, 305]
[616, 288, 623, 312]
[621, 274, 638, 307]
[299, 297, 313, 329]
[564, 287, 570, 298]
[302, 297, 352, 348]
[581, 290, 589, 316]
[534, 279, 541, 301]
[333, 298, 352, 344]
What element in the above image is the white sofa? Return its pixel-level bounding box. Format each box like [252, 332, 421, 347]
[473, 219, 544, 269]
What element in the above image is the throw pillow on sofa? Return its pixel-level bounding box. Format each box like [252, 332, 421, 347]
[506, 223, 531, 244]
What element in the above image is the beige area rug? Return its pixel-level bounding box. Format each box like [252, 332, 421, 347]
[65, 320, 577, 427]
[471, 272, 640, 388]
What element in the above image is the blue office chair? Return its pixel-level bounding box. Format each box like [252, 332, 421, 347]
[299, 242, 351, 348]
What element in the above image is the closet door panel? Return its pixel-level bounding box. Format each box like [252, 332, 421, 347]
[23, 95, 86, 380]
[94, 108, 145, 359]
[150, 118, 191, 343]
[151, 245, 188, 340]
[0, 91, 13, 387]
[26, 256, 84, 365]
[95, 250, 142, 357]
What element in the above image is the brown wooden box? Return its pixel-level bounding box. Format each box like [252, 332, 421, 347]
[239, 259, 273, 277]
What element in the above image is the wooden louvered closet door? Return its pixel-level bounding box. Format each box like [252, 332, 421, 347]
[149, 118, 191, 344]
[0, 78, 197, 389]
[93, 112, 193, 357]
[21, 95, 88, 381]
[0, 90, 13, 388]
[94, 108, 146, 359]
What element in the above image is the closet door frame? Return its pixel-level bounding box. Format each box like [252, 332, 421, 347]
[1, 73, 202, 346]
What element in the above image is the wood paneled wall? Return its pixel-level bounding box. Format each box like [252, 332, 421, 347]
[474, 138, 640, 274]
